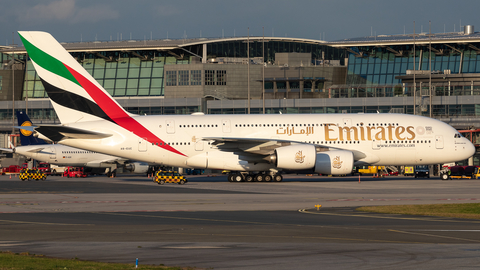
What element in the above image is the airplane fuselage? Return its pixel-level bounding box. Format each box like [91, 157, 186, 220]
[14, 144, 123, 168]
[54, 113, 474, 171]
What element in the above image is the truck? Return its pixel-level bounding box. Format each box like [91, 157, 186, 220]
[37, 162, 51, 174]
[63, 167, 87, 178]
[50, 165, 67, 176]
[414, 165, 430, 178]
[1, 165, 22, 174]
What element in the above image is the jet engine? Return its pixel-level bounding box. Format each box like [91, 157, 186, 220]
[272, 144, 317, 170]
[124, 162, 149, 173]
[314, 150, 354, 175]
[271, 144, 354, 175]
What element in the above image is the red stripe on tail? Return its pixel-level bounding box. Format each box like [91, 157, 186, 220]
[63, 63, 185, 157]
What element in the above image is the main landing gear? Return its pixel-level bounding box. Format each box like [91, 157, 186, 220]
[227, 172, 283, 182]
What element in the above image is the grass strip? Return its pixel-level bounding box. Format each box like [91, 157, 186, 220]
[356, 203, 480, 219]
[0, 251, 197, 270]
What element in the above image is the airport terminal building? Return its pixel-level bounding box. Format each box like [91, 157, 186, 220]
[1, 26, 480, 163]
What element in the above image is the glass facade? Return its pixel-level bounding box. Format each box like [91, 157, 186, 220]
[201, 40, 345, 65]
[346, 42, 480, 86]
[24, 50, 187, 98]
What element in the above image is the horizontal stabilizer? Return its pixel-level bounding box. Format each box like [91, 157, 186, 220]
[15, 125, 37, 132]
[35, 125, 112, 142]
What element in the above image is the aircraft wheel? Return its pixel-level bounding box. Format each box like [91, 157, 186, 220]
[255, 174, 264, 182]
[264, 174, 272, 182]
[245, 174, 254, 182]
[227, 174, 234, 182]
[441, 173, 449, 180]
[233, 174, 244, 182]
[273, 174, 283, 182]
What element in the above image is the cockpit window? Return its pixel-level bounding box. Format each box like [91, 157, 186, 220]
[454, 133, 463, 138]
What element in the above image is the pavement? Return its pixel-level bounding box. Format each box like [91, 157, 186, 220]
[1, 173, 480, 269]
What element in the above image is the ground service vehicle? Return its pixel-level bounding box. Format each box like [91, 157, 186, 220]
[356, 166, 379, 175]
[442, 166, 480, 180]
[19, 169, 46, 181]
[154, 171, 187, 185]
[1, 165, 22, 174]
[63, 167, 87, 178]
[37, 162, 51, 174]
[50, 164, 66, 175]
[414, 165, 430, 178]
[404, 166, 414, 176]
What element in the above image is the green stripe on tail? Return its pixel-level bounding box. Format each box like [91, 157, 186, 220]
[19, 33, 80, 87]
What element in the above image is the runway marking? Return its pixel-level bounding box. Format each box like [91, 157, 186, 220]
[164, 246, 227, 249]
[96, 212, 284, 226]
[299, 209, 480, 224]
[0, 201, 130, 204]
[0, 219, 93, 226]
[151, 231, 427, 244]
[389, 229, 480, 243]
[0, 241, 27, 247]
[98, 212, 430, 244]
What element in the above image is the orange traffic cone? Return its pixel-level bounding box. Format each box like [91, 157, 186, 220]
[9, 174, 11, 179]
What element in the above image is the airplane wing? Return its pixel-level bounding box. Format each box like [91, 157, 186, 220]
[0, 148, 14, 153]
[34, 125, 112, 142]
[202, 137, 367, 161]
[85, 157, 129, 167]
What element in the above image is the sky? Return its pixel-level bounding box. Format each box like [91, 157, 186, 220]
[1, 0, 479, 46]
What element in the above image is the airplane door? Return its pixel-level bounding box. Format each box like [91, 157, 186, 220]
[138, 138, 147, 152]
[195, 141, 204, 151]
[222, 119, 231, 133]
[47, 147, 56, 160]
[435, 135, 444, 149]
[166, 120, 175, 134]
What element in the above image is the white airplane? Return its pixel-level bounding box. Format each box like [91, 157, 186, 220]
[0, 111, 149, 176]
[18, 31, 476, 182]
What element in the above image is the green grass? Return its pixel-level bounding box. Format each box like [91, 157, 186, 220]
[0, 251, 196, 270]
[357, 203, 480, 219]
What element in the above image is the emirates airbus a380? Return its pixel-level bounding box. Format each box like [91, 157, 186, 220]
[18, 31, 475, 182]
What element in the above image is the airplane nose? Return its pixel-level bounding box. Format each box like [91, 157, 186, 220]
[465, 139, 476, 159]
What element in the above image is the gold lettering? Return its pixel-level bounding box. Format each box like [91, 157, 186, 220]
[406, 126, 415, 140]
[338, 126, 359, 141]
[359, 126, 365, 141]
[387, 125, 395, 141]
[375, 127, 386, 140]
[324, 124, 337, 141]
[366, 126, 376, 141]
[395, 126, 406, 140]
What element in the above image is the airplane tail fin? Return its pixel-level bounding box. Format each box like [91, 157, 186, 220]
[16, 111, 47, 146]
[18, 31, 131, 124]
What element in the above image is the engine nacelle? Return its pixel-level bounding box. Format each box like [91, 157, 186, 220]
[314, 150, 354, 175]
[124, 162, 149, 173]
[273, 144, 317, 170]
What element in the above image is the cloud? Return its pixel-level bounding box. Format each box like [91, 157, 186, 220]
[22, 0, 119, 24]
